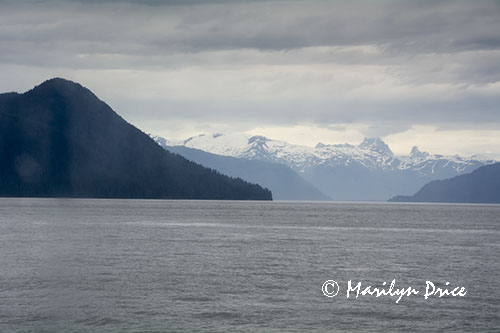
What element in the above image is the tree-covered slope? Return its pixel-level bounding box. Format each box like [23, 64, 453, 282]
[389, 162, 500, 203]
[0, 78, 271, 200]
[161, 144, 330, 201]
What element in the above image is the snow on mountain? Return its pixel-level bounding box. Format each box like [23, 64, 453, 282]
[152, 133, 493, 175]
[152, 133, 495, 201]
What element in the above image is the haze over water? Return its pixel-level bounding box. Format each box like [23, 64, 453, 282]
[1, 199, 499, 332]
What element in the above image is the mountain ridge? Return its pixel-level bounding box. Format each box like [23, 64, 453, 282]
[158, 133, 495, 201]
[164, 133, 492, 172]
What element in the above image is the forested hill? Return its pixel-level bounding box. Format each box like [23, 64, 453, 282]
[161, 144, 330, 201]
[0, 78, 272, 200]
[390, 162, 500, 203]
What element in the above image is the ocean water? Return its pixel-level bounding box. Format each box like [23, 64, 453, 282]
[0, 199, 499, 332]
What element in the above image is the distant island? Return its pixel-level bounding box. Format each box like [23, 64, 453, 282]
[390, 162, 500, 203]
[0, 78, 272, 200]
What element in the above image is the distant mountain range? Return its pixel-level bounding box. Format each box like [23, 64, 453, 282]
[0, 78, 271, 200]
[154, 133, 495, 201]
[390, 162, 500, 203]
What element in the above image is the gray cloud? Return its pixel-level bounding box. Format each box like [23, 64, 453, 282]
[0, 0, 499, 154]
[2, 1, 500, 61]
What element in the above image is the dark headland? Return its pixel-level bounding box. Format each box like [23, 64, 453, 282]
[390, 162, 500, 203]
[0, 78, 272, 200]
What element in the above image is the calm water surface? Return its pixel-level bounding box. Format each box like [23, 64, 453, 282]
[0, 199, 499, 332]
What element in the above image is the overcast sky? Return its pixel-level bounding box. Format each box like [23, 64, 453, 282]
[1, 0, 500, 157]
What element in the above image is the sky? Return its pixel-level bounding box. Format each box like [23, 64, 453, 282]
[1, 0, 500, 158]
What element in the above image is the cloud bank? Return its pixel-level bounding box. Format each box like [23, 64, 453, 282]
[1, 0, 499, 156]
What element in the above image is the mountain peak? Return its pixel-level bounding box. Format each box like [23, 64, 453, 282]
[27, 77, 97, 101]
[410, 146, 429, 159]
[41, 77, 77, 85]
[248, 135, 269, 145]
[315, 142, 327, 149]
[359, 137, 393, 155]
[35, 77, 85, 91]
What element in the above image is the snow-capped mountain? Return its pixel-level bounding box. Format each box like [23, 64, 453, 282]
[153, 133, 494, 201]
[156, 133, 490, 174]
